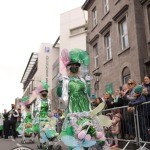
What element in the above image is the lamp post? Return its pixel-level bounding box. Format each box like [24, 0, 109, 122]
[93, 71, 102, 97]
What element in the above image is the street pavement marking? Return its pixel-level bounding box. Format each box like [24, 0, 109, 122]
[16, 143, 21, 147]
[12, 139, 16, 142]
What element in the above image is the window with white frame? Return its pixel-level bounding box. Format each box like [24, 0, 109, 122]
[92, 7, 97, 27]
[123, 75, 131, 84]
[119, 17, 129, 50]
[93, 43, 99, 68]
[104, 0, 109, 14]
[104, 32, 112, 60]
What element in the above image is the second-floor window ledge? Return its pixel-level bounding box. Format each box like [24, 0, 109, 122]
[99, 21, 112, 34]
[91, 24, 98, 32]
[101, 11, 110, 21]
[103, 58, 113, 65]
[117, 47, 130, 56]
[89, 34, 99, 44]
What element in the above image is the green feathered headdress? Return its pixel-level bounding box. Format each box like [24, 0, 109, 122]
[67, 48, 90, 66]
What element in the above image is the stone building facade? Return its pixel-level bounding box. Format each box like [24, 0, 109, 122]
[82, 0, 150, 97]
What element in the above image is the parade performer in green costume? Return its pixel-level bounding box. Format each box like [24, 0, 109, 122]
[58, 48, 91, 113]
[57, 48, 107, 150]
[16, 96, 33, 140]
[32, 81, 51, 149]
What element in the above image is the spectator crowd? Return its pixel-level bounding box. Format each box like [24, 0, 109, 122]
[92, 75, 150, 149]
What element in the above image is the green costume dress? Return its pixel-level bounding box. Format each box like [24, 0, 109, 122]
[40, 99, 49, 119]
[60, 76, 90, 150]
[33, 99, 49, 133]
[24, 112, 33, 136]
[68, 76, 90, 113]
[16, 111, 33, 136]
[33, 98, 58, 145]
[24, 112, 32, 123]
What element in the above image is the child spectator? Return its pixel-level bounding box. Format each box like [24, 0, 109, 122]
[104, 113, 113, 146]
[109, 109, 122, 148]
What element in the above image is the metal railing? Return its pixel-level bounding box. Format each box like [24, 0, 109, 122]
[102, 101, 150, 150]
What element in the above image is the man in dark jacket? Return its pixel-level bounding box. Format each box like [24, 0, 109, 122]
[128, 85, 149, 143]
[5, 104, 19, 139]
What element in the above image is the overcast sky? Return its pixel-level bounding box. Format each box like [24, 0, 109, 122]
[0, 0, 86, 112]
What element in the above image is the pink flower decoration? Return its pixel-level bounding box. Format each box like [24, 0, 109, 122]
[85, 134, 91, 141]
[60, 49, 70, 71]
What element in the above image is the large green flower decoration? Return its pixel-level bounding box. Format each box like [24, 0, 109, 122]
[69, 48, 90, 65]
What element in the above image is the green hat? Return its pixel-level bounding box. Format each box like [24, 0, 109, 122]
[134, 85, 143, 94]
[67, 48, 90, 66]
[39, 80, 49, 93]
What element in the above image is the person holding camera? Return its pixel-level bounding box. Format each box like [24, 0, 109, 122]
[5, 104, 19, 139]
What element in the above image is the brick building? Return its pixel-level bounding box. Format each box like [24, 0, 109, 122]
[82, 0, 150, 97]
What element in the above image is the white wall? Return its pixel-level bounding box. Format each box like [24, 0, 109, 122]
[60, 7, 87, 75]
[37, 43, 59, 95]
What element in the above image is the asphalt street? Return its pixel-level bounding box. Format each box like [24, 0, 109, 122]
[0, 136, 129, 150]
[0, 136, 67, 150]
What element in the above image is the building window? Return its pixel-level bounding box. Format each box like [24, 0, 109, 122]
[45, 47, 50, 53]
[123, 75, 131, 84]
[93, 43, 99, 68]
[119, 17, 129, 50]
[104, 32, 112, 60]
[92, 7, 97, 27]
[104, 0, 109, 14]
[122, 67, 130, 84]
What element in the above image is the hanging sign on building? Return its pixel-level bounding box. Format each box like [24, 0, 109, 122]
[105, 83, 113, 95]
